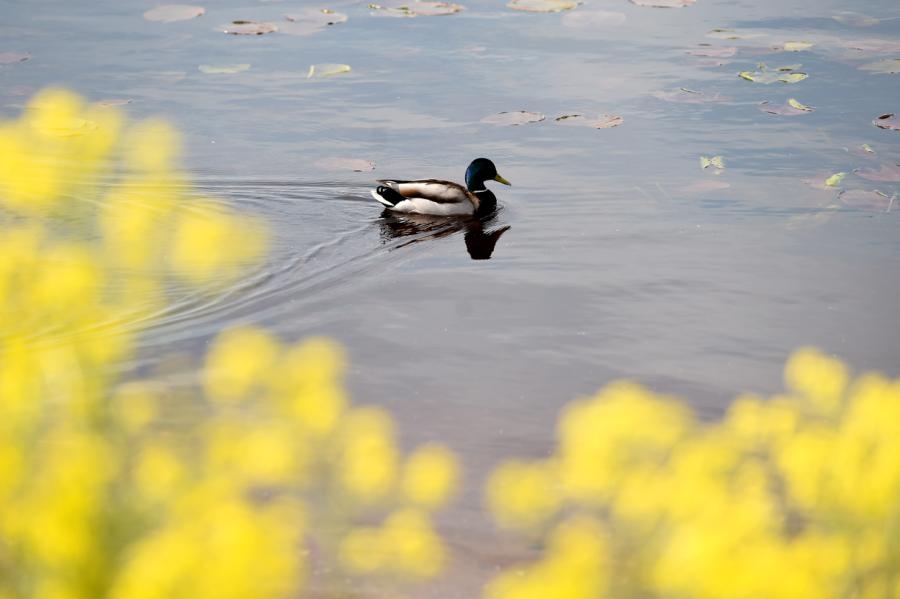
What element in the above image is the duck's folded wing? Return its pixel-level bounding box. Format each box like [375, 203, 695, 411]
[377, 179, 472, 204]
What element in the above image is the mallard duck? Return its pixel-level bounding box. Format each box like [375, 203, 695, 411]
[370, 158, 511, 216]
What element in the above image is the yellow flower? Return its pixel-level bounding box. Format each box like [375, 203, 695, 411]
[205, 327, 280, 403]
[486, 459, 561, 532]
[401, 443, 460, 509]
[336, 407, 398, 503]
[785, 347, 848, 415]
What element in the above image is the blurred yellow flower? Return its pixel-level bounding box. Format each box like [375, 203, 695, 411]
[402, 443, 460, 509]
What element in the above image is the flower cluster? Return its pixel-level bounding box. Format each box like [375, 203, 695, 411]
[0, 89, 458, 598]
[486, 348, 900, 599]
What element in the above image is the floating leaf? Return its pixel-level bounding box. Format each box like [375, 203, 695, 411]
[370, 1, 464, 16]
[739, 64, 808, 84]
[143, 4, 205, 22]
[758, 98, 813, 115]
[199, 63, 251, 74]
[844, 39, 900, 53]
[0, 52, 30, 64]
[554, 114, 623, 129]
[782, 41, 814, 52]
[96, 98, 133, 106]
[839, 189, 894, 212]
[833, 12, 880, 27]
[825, 172, 847, 187]
[855, 163, 900, 182]
[654, 88, 729, 104]
[314, 157, 375, 172]
[222, 20, 278, 34]
[285, 8, 348, 26]
[307, 63, 351, 78]
[481, 111, 545, 126]
[629, 0, 694, 6]
[859, 58, 900, 74]
[686, 46, 736, 58]
[873, 113, 900, 130]
[681, 180, 731, 193]
[861, 143, 875, 154]
[700, 156, 725, 170]
[561, 10, 625, 28]
[507, 0, 579, 12]
[707, 28, 767, 40]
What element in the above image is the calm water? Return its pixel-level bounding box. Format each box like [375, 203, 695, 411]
[3, 0, 899, 592]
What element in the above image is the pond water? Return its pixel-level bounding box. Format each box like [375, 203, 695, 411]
[3, 0, 899, 593]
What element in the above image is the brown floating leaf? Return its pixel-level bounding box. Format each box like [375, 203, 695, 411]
[143, 4, 205, 22]
[96, 98, 133, 106]
[629, 0, 694, 7]
[855, 164, 900, 182]
[873, 113, 900, 130]
[223, 20, 278, 34]
[839, 189, 895, 212]
[285, 8, 348, 26]
[681, 180, 731, 193]
[0, 52, 30, 64]
[481, 111, 545, 125]
[843, 39, 900, 53]
[758, 98, 814, 115]
[686, 46, 737, 58]
[507, 0, 579, 13]
[314, 157, 375, 172]
[832, 12, 880, 27]
[739, 64, 808, 84]
[554, 114, 623, 128]
[370, 1, 464, 17]
[561, 10, 625, 27]
[653, 88, 729, 103]
[859, 58, 900, 74]
[707, 28, 767, 40]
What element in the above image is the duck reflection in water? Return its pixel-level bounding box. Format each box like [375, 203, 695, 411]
[378, 210, 510, 260]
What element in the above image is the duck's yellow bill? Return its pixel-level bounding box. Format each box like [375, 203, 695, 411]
[494, 174, 511, 186]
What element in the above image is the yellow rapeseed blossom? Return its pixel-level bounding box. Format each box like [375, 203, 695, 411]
[486, 348, 900, 599]
[402, 443, 460, 509]
[0, 89, 458, 599]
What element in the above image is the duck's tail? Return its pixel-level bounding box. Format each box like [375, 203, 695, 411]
[370, 185, 404, 208]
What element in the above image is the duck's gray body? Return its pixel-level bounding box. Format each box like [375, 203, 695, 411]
[371, 179, 480, 215]
[370, 158, 510, 217]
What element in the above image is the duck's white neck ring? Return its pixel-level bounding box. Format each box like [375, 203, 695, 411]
[470, 188, 487, 193]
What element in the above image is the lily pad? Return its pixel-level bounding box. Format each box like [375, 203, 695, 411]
[307, 63, 351, 78]
[507, 0, 579, 13]
[825, 172, 847, 187]
[561, 10, 625, 28]
[839, 189, 895, 212]
[758, 98, 814, 115]
[653, 88, 729, 104]
[686, 46, 736, 58]
[0, 52, 30, 64]
[554, 114, 623, 128]
[707, 28, 767, 40]
[782, 41, 814, 52]
[629, 0, 694, 7]
[143, 4, 205, 22]
[873, 113, 900, 130]
[832, 12, 880, 27]
[855, 164, 900, 182]
[859, 58, 900, 74]
[739, 64, 808, 84]
[96, 98, 133, 106]
[222, 20, 278, 34]
[481, 110, 545, 125]
[285, 8, 347, 26]
[700, 155, 725, 171]
[314, 157, 375, 172]
[199, 63, 251, 74]
[370, 1, 464, 16]
[844, 39, 900, 53]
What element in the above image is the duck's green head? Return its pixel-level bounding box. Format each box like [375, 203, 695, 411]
[465, 158, 511, 191]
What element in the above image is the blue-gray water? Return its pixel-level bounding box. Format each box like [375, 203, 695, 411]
[3, 0, 899, 593]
